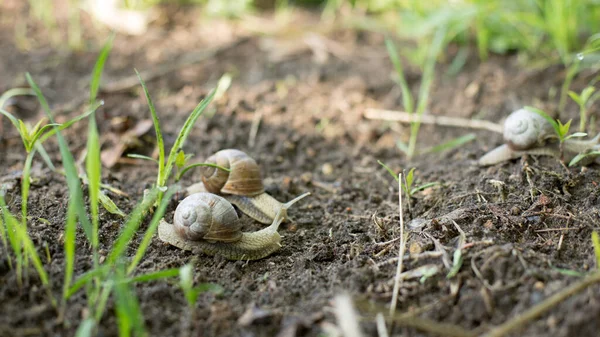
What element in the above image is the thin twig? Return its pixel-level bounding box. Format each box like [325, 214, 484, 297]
[364, 108, 504, 133]
[248, 109, 263, 148]
[334, 293, 364, 337]
[390, 173, 405, 316]
[482, 272, 600, 337]
[376, 312, 389, 337]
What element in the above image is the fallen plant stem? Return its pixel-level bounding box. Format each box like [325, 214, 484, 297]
[482, 272, 600, 337]
[365, 108, 503, 133]
[389, 173, 405, 316]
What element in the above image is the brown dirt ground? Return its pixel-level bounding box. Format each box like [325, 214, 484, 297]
[1, 2, 600, 337]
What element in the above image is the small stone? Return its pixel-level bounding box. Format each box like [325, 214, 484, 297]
[322, 163, 334, 176]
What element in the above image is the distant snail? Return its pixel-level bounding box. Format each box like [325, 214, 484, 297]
[158, 192, 310, 260]
[479, 108, 600, 166]
[186, 149, 299, 224]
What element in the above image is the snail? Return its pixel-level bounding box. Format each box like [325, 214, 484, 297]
[185, 149, 300, 225]
[479, 108, 600, 166]
[158, 191, 311, 260]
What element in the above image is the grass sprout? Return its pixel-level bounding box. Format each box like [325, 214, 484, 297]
[385, 24, 448, 159]
[134, 69, 217, 203]
[568, 86, 597, 132]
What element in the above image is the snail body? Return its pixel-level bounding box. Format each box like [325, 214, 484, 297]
[188, 149, 296, 224]
[479, 109, 600, 166]
[158, 192, 310, 260]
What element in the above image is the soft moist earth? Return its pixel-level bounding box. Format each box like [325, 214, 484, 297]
[1, 4, 600, 337]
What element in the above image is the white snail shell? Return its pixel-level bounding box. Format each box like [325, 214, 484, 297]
[503, 109, 556, 150]
[173, 193, 242, 243]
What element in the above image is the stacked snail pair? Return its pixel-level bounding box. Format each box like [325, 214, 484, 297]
[158, 149, 310, 261]
[479, 108, 600, 166]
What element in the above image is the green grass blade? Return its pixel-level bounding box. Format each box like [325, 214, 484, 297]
[128, 268, 180, 283]
[176, 162, 231, 181]
[106, 189, 159, 265]
[62, 201, 78, 300]
[66, 266, 108, 299]
[26, 73, 93, 241]
[411, 182, 440, 194]
[38, 102, 100, 144]
[568, 150, 600, 167]
[0, 88, 35, 108]
[0, 197, 23, 283]
[98, 192, 126, 217]
[94, 281, 114, 322]
[87, 35, 113, 258]
[592, 231, 600, 270]
[135, 70, 165, 187]
[114, 267, 146, 337]
[422, 133, 477, 154]
[163, 89, 216, 187]
[1, 197, 56, 306]
[89, 34, 114, 104]
[524, 106, 561, 135]
[21, 150, 35, 227]
[75, 318, 96, 337]
[385, 38, 414, 114]
[127, 188, 176, 274]
[0, 107, 21, 130]
[377, 160, 399, 182]
[408, 24, 448, 158]
[33, 142, 56, 171]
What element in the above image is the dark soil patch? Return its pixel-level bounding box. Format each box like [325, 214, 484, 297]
[2, 3, 600, 337]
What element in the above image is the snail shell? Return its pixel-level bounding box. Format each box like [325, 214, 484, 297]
[479, 108, 600, 166]
[173, 193, 241, 242]
[195, 149, 292, 224]
[159, 191, 311, 260]
[503, 109, 556, 150]
[201, 149, 264, 196]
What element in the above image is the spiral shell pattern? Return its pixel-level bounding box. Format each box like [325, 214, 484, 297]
[503, 109, 555, 150]
[173, 193, 242, 243]
[201, 149, 264, 196]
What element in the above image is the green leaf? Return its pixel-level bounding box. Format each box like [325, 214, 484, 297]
[0, 88, 35, 109]
[75, 318, 96, 337]
[592, 231, 600, 270]
[176, 162, 231, 181]
[136, 70, 165, 187]
[26, 73, 93, 242]
[564, 132, 587, 140]
[446, 248, 463, 279]
[581, 87, 596, 104]
[422, 133, 476, 154]
[525, 106, 560, 136]
[568, 91, 582, 105]
[410, 181, 440, 194]
[98, 192, 126, 217]
[127, 154, 158, 163]
[128, 268, 180, 283]
[405, 168, 415, 190]
[176, 150, 186, 169]
[395, 140, 409, 155]
[0, 107, 21, 130]
[66, 267, 108, 299]
[557, 119, 572, 138]
[127, 188, 176, 274]
[385, 38, 414, 114]
[568, 151, 600, 167]
[162, 89, 216, 187]
[18, 119, 31, 148]
[377, 160, 399, 182]
[89, 34, 114, 104]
